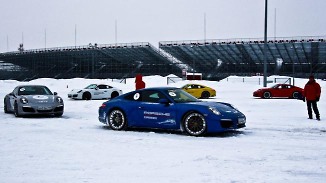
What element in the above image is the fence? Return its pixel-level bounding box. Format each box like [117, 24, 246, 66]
[225, 77, 292, 85]
[110, 78, 126, 84]
[167, 77, 183, 85]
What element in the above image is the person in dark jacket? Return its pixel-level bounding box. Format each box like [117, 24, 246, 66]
[135, 74, 146, 90]
[303, 75, 321, 120]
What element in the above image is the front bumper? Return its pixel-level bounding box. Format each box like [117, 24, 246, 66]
[68, 93, 80, 99]
[219, 117, 246, 128]
[206, 114, 246, 133]
[19, 104, 64, 115]
[253, 90, 265, 97]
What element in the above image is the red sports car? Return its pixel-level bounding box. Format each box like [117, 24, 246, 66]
[253, 84, 304, 99]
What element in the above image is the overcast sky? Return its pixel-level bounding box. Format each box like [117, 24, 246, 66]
[1, 0, 325, 52]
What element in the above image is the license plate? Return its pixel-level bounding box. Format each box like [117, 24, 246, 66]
[38, 106, 52, 110]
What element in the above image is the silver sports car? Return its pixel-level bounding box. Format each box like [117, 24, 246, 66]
[4, 85, 64, 117]
[68, 84, 123, 100]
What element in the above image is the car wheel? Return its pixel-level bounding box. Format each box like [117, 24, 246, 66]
[201, 91, 210, 99]
[107, 109, 127, 130]
[111, 91, 119, 99]
[292, 91, 299, 99]
[263, 91, 271, 99]
[183, 112, 206, 136]
[82, 92, 92, 100]
[4, 99, 9, 113]
[14, 102, 21, 117]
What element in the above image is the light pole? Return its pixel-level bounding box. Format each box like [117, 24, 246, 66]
[263, 0, 268, 87]
[290, 45, 301, 85]
[193, 58, 195, 80]
[292, 56, 295, 85]
[190, 45, 195, 80]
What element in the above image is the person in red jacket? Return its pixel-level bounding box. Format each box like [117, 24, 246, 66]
[135, 74, 146, 90]
[303, 75, 321, 120]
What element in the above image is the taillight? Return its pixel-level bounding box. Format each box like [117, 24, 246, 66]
[100, 103, 106, 108]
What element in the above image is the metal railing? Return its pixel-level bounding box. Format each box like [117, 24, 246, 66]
[0, 42, 151, 55]
[159, 36, 326, 46]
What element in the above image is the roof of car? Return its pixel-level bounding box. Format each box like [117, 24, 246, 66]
[136, 87, 179, 91]
[16, 85, 47, 87]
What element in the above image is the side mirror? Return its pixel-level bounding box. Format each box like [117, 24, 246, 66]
[9, 92, 14, 96]
[159, 98, 170, 106]
[54, 92, 58, 95]
[95, 87, 99, 90]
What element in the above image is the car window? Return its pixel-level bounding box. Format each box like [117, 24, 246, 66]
[184, 85, 191, 89]
[18, 86, 53, 95]
[124, 92, 140, 101]
[97, 85, 107, 89]
[167, 89, 200, 103]
[281, 85, 290, 89]
[85, 84, 97, 89]
[141, 90, 165, 103]
[192, 85, 199, 89]
[124, 90, 165, 103]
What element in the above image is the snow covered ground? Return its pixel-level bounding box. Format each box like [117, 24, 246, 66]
[0, 75, 325, 183]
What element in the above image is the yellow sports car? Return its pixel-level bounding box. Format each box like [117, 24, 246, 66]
[181, 84, 216, 99]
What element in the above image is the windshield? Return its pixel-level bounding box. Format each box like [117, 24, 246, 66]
[18, 86, 53, 95]
[84, 84, 97, 89]
[165, 89, 200, 103]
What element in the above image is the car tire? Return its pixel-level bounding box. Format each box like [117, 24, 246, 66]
[183, 112, 207, 136]
[107, 109, 127, 130]
[14, 102, 21, 117]
[111, 91, 119, 99]
[292, 91, 299, 99]
[82, 92, 92, 100]
[201, 91, 210, 99]
[4, 99, 9, 113]
[263, 91, 271, 99]
[54, 112, 63, 117]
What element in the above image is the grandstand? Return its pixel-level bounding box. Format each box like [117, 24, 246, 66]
[159, 36, 326, 80]
[0, 42, 182, 81]
[0, 36, 325, 81]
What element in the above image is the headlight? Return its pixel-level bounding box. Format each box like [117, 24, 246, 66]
[20, 97, 28, 104]
[208, 107, 221, 115]
[99, 103, 106, 109]
[56, 97, 63, 103]
[238, 118, 246, 124]
[77, 90, 83, 93]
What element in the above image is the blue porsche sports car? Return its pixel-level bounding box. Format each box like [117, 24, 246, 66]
[98, 87, 246, 136]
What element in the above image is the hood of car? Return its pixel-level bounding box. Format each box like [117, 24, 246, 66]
[69, 89, 88, 93]
[254, 88, 267, 92]
[184, 101, 240, 113]
[23, 95, 57, 103]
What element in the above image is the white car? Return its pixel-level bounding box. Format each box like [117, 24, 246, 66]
[68, 84, 123, 100]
